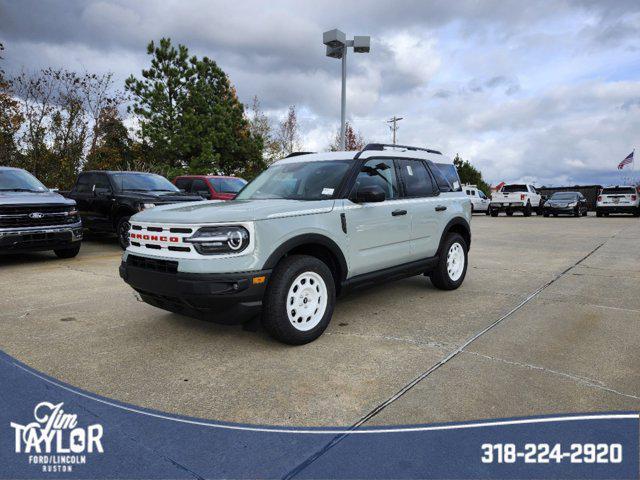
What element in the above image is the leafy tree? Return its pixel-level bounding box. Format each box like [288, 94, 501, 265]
[453, 153, 490, 195]
[0, 43, 23, 166]
[272, 105, 302, 159]
[126, 38, 264, 178]
[85, 107, 132, 171]
[329, 121, 365, 151]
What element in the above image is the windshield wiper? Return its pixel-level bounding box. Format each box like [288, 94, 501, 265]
[0, 188, 43, 192]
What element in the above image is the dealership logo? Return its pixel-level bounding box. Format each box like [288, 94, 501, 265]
[10, 401, 104, 473]
[29, 212, 44, 219]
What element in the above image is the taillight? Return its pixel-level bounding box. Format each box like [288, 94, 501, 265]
[520, 194, 525, 201]
[632, 195, 637, 201]
[597, 196, 602, 202]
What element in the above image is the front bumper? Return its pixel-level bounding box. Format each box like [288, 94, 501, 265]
[596, 205, 639, 214]
[0, 223, 83, 252]
[119, 256, 271, 324]
[544, 206, 577, 215]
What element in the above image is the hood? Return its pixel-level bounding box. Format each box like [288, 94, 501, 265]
[131, 199, 336, 224]
[117, 191, 204, 203]
[0, 190, 76, 206]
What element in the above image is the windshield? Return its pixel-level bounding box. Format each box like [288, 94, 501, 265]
[0, 169, 48, 192]
[214, 177, 247, 194]
[501, 184, 527, 193]
[236, 160, 351, 201]
[601, 187, 635, 194]
[111, 173, 179, 192]
[550, 192, 579, 200]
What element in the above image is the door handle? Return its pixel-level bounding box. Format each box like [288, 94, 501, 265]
[435, 205, 447, 212]
[392, 209, 407, 216]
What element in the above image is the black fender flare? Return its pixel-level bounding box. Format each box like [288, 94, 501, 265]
[437, 217, 471, 254]
[263, 233, 348, 281]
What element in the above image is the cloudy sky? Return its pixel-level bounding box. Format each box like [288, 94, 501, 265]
[1, 0, 639, 186]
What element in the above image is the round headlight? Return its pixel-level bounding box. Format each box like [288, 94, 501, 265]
[186, 226, 250, 255]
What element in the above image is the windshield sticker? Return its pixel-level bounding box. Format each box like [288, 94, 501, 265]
[321, 188, 334, 196]
[406, 165, 414, 176]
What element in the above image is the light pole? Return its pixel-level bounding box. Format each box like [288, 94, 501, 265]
[323, 29, 370, 150]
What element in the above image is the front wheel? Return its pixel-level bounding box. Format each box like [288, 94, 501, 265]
[54, 243, 81, 259]
[116, 216, 131, 250]
[490, 208, 499, 217]
[262, 255, 336, 345]
[429, 233, 468, 290]
[523, 202, 532, 216]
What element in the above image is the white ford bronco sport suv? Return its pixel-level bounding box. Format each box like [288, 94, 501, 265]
[119, 144, 472, 344]
[489, 183, 543, 216]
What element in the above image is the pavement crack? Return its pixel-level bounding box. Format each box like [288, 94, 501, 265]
[282, 233, 615, 480]
[463, 350, 640, 401]
[324, 331, 452, 350]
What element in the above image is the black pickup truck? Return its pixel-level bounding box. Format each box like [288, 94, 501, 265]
[63, 171, 204, 249]
[0, 167, 83, 258]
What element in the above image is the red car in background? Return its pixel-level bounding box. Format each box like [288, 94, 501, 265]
[173, 175, 247, 200]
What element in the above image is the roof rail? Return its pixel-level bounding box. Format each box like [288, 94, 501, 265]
[361, 143, 442, 155]
[285, 152, 315, 158]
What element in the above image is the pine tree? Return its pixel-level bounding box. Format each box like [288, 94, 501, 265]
[126, 38, 264, 178]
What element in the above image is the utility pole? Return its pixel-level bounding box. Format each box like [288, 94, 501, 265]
[387, 116, 403, 145]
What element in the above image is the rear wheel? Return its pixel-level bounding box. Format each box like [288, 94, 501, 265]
[543, 212, 549, 217]
[429, 233, 468, 290]
[596, 211, 602, 217]
[116, 216, 131, 250]
[54, 243, 81, 259]
[523, 202, 532, 217]
[490, 208, 499, 217]
[262, 255, 336, 345]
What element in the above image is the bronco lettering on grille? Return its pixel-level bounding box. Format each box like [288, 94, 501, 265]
[130, 233, 180, 243]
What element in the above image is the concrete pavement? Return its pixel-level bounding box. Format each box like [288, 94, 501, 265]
[1, 215, 638, 427]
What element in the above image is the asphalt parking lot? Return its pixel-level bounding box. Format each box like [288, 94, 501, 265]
[1, 214, 639, 427]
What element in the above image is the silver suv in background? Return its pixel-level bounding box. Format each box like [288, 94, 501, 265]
[119, 144, 472, 344]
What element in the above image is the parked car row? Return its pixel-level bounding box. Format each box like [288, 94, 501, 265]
[0, 167, 247, 257]
[464, 183, 640, 217]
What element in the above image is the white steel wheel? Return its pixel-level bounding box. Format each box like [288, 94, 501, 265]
[286, 271, 327, 331]
[446, 242, 465, 281]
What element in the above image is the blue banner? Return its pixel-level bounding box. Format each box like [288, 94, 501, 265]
[0, 350, 637, 479]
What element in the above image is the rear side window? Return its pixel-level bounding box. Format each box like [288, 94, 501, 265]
[435, 163, 462, 191]
[427, 162, 452, 192]
[175, 178, 192, 191]
[398, 160, 436, 197]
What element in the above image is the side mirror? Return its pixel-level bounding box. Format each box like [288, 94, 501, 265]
[94, 187, 111, 197]
[355, 185, 386, 203]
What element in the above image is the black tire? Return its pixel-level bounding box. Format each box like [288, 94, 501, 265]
[543, 212, 549, 217]
[490, 208, 499, 217]
[54, 243, 81, 259]
[596, 211, 602, 217]
[116, 216, 131, 250]
[506, 210, 514, 216]
[634, 208, 640, 217]
[429, 233, 468, 290]
[523, 202, 532, 217]
[553, 213, 558, 217]
[485, 208, 490, 216]
[262, 255, 336, 345]
[574, 207, 580, 217]
[582, 210, 588, 216]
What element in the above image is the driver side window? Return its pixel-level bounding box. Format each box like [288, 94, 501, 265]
[353, 159, 398, 200]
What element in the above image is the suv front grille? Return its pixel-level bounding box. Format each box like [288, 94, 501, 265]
[127, 255, 178, 274]
[0, 205, 78, 228]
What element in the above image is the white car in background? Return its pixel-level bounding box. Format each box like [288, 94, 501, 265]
[596, 186, 640, 217]
[464, 185, 490, 214]
[489, 183, 543, 216]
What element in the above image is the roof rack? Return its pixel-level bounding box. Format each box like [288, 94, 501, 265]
[361, 143, 442, 155]
[285, 152, 315, 158]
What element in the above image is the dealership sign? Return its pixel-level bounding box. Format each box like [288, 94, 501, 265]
[10, 401, 104, 474]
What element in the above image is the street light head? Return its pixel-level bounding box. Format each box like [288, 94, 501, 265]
[323, 29, 346, 48]
[325, 45, 344, 59]
[353, 36, 371, 53]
